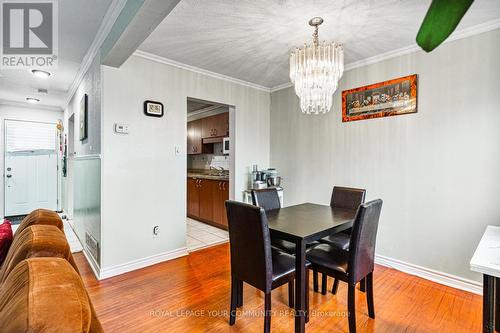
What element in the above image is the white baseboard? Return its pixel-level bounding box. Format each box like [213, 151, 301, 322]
[98, 247, 188, 280]
[83, 248, 101, 279]
[375, 254, 482, 295]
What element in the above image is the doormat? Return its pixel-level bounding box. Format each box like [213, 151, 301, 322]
[5, 215, 27, 225]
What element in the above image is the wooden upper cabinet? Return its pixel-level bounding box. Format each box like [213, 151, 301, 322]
[201, 112, 229, 138]
[187, 119, 202, 155]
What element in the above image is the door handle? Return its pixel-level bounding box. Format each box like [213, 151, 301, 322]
[6, 174, 12, 178]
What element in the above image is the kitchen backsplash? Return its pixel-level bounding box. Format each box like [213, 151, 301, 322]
[188, 153, 230, 170]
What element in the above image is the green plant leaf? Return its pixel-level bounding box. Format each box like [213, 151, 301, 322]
[416, 0, 474, 52]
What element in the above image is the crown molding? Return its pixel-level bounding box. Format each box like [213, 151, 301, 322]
[270, 82, 293, 93]
[133, 50, 271, 93]
[270, 18, 500, 93]
[0, 100, 63, 112]
[63, 0, 128, 109]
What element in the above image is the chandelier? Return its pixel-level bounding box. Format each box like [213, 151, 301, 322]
[290, 17, 344, 115]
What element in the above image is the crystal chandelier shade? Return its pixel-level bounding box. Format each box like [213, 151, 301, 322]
[289, 18, 344, 115]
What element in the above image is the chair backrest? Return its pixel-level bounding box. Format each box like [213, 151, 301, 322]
[330, 186, 366, 210]
[225, 200, 273, 293]
[348, 199, 383, 284]
[251, 188, 281, 212]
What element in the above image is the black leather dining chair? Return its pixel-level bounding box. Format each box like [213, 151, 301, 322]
[306, 199, 383, 333]
[316, 186, 366, 294]
[251, 189, 320, 256]
[225, 200, 309, 332]
[251, 189, 297, 254]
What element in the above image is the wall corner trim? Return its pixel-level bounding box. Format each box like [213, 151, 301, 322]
[97, 247, 188, 280]
[375, 254, 482, 295]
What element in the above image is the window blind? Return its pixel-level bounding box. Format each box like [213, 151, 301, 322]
[5, 121, 56, 152]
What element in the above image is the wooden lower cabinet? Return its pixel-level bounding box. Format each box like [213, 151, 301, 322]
[212, 180, 229, 227]
[187, 177, 229, 229]
[187, 178, 200, 217]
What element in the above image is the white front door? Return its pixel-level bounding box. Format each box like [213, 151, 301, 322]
[4, 120, 58, 216]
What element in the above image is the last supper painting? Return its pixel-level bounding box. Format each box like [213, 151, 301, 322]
[342, 74, 418, 122]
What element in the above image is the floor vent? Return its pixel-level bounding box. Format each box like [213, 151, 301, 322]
[85, 233, 100, 264]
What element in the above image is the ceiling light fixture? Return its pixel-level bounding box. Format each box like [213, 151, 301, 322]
[290, 17, 344, 115]
[26, 97, 40, 104]
[31, 69, 51, 78]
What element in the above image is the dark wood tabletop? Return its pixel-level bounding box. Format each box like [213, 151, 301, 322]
[266, 203, 357, 242]
[265, 202, 357, 333]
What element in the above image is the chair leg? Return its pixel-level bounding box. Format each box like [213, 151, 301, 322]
[366, 272, 375, 319]
[331, 278, 339, 295]
[237, 280, 243, 307]
[264, 292, 271, 333]
[321, 273, 327, 295]
[313, 269, 318, 292]
[348, 284, 357, 333]
[306, 268, 310, 323]
[288, 280, 294, 308]
[359, 278, 366, 293]
[229, 277, 238, 325]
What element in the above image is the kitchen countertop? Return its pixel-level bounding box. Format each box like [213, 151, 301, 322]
[187, 169, 229, 181]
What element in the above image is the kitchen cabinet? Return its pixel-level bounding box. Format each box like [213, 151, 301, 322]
[201, 112, 229, 139]
[198, 179, 213, 222]
[212, 180, 229, 227]
[187, 177, 229, 229]
[187, 178, 200, 217]
[187, 120, 213, 155]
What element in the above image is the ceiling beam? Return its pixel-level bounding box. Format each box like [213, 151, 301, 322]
[101, 0, 181, 68]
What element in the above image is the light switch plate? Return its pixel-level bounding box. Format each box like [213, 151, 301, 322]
[114, 123, 129, 134]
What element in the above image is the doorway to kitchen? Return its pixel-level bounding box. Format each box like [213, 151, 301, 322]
[186, 97, 233, 252]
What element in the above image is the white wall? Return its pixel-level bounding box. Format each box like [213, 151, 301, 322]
[270, 29, 500, 282]
[0, 104, 63, 218]
[100, 54, 270, 270]
[64, 54, 102, 156]
[63, 53, 102, 267]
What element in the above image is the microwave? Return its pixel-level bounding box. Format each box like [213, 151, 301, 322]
[223, 137, 229, 155]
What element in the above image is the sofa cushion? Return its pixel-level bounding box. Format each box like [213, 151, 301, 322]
[15, 209, 63, 236]
[0, 225, 78, 284]
[0, 220, 13, 265]
[0, 258, 103, 332]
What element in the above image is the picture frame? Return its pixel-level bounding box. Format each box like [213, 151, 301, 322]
[144, 100, 164, 117]
[342, 74, 418, 122]
[79, 94, 88, 141]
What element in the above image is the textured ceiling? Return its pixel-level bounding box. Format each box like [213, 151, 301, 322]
[140, 0, 500, 88]
[0, 0, 113, 109]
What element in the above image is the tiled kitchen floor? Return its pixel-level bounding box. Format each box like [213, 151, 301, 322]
[186, 217, 229, 251]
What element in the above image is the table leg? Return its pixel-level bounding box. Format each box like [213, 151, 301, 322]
[294, 240, 306, 333]
[496, 277, 500, 332]
[484, 274, 495, 333]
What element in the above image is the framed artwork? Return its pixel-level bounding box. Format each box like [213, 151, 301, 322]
[79, 94, 88, 141]
[144, 100, 164, 117]
[342, 74, 418, 122]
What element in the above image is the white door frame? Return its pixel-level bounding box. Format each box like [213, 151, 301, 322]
[3, 119, 61, 216]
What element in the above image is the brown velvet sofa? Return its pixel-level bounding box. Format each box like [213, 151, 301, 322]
[0, 210, 103, 332]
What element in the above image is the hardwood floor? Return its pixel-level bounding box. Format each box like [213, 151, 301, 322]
[75, 244, 482, 332]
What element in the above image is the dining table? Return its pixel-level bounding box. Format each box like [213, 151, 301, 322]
[266, 203, 358, 333]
